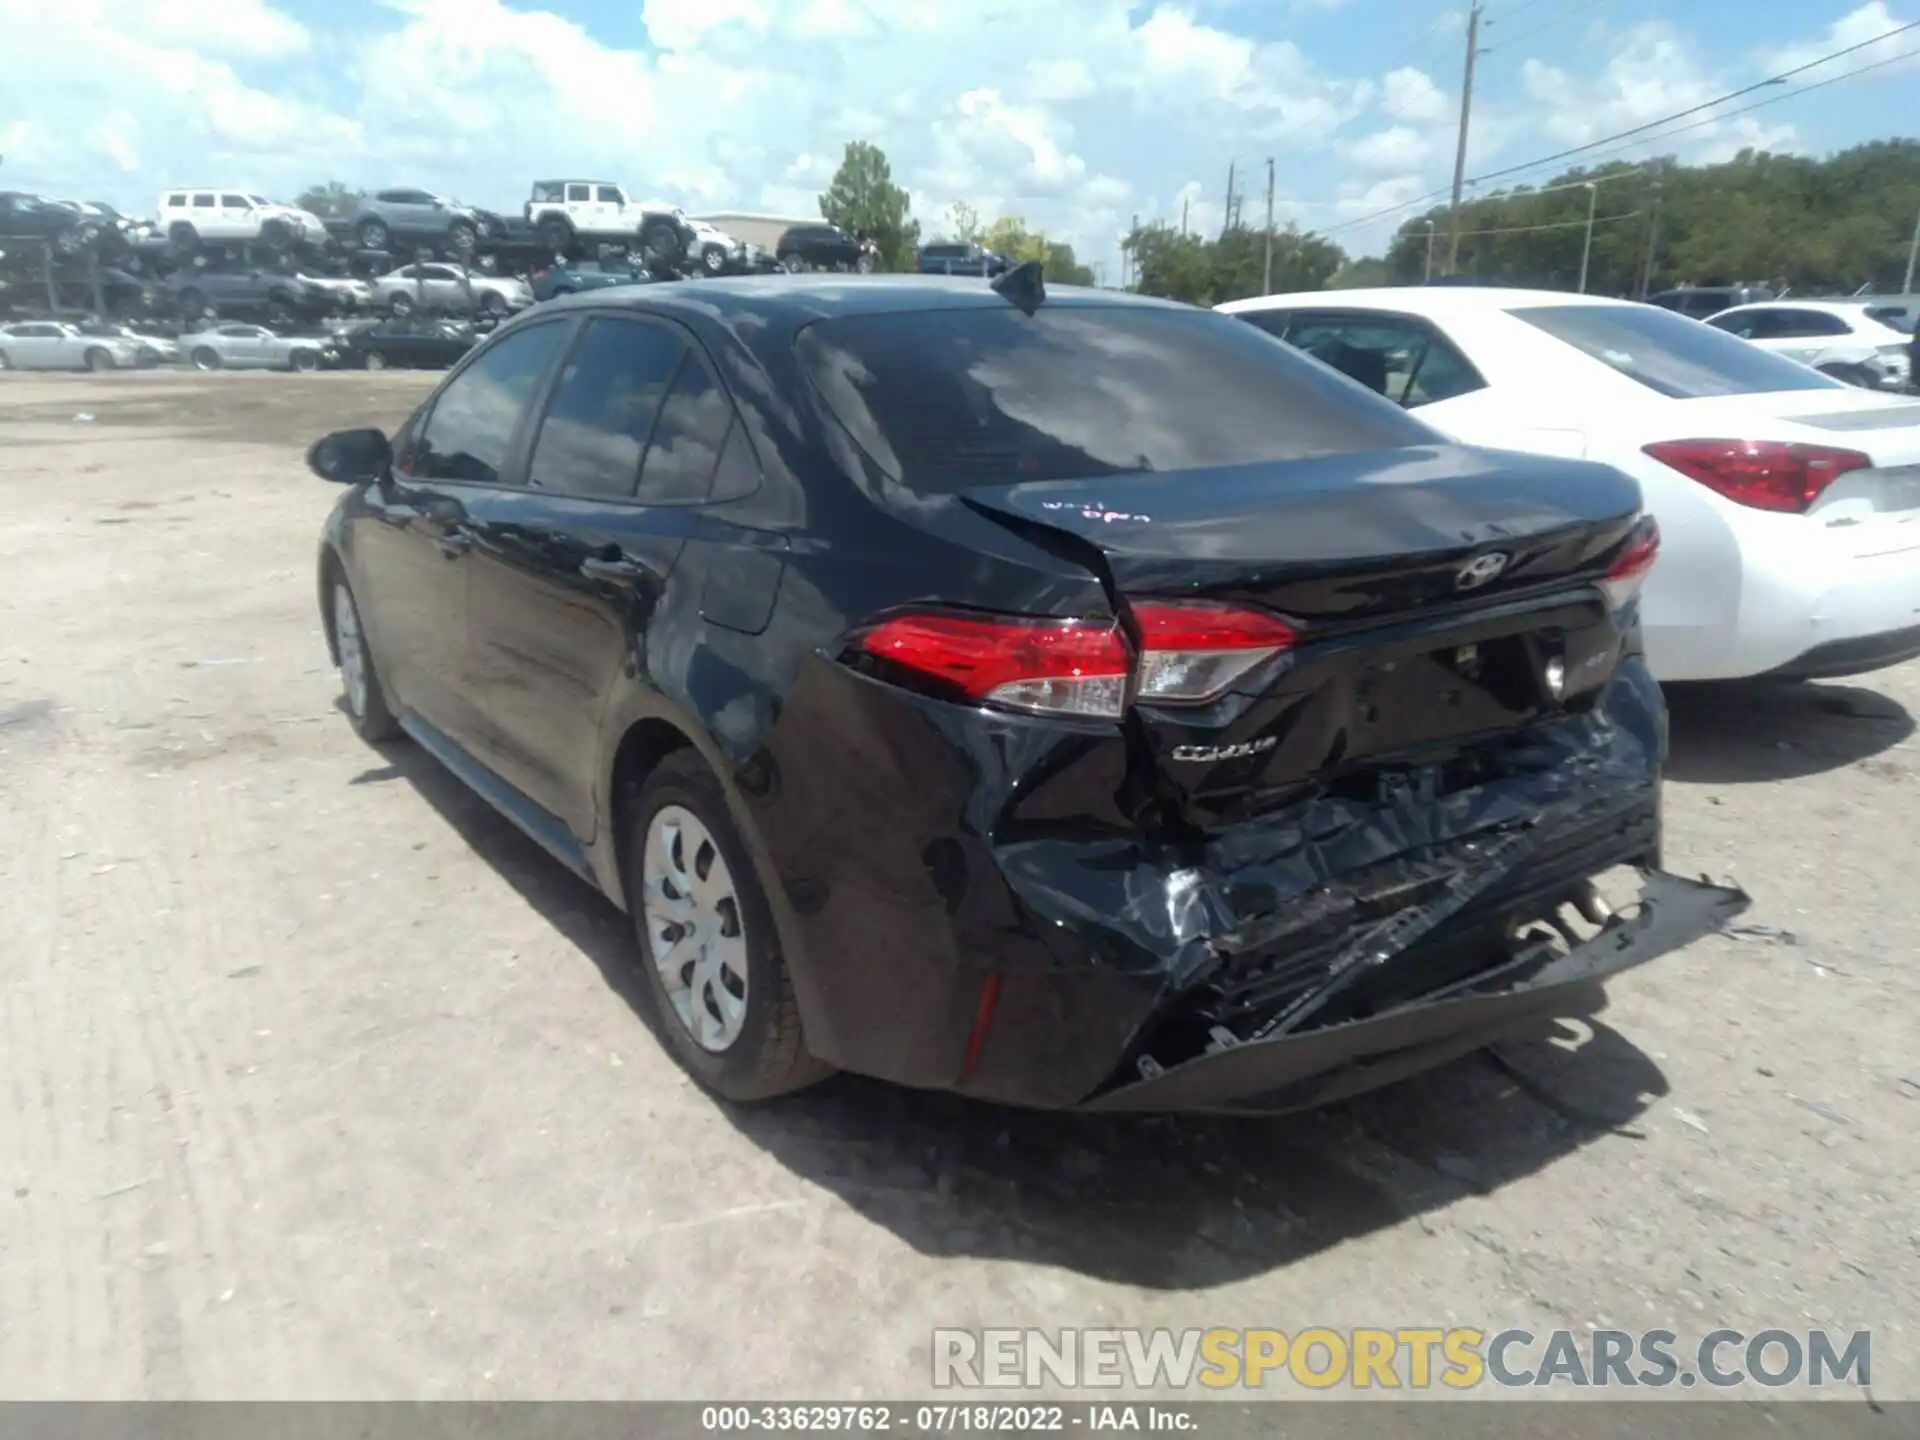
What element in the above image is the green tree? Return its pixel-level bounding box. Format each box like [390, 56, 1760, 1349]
[1124, 220, 1345, 303]
[296, 181, 366, 218]
[818, 141, 920, 272]
[1382, 140, 1920, 296]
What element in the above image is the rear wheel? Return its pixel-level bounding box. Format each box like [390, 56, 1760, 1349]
[479, 290, 508, 316]
[289, 349, 319, 373]
[168, 222, 199, 253]
[627, 751, 831, 1101]
[0, 351, 11, 371]
[538, 217, 574, 256]
[364, 351, 388, 371]
[84, 347, 114, 372]
[388, 291, 415, 317]
[779, 251, 807, 273]
[175, 287, 208, 322]
[330, 575, 400, 742]
[259, 219, 290, 252]
[447, 220, 477, 258]
[701, 244, 728, 275]
[191, 346, 220, 371]
[356, 218, 390, 252]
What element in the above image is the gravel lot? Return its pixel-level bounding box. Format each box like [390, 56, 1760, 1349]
[0, 371, 1914, 1403]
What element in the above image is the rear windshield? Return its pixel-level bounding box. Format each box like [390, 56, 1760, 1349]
[797, 305, 1437, 492]
[1865, 307, 1914, 334]
[1511, 303, 1840, 399]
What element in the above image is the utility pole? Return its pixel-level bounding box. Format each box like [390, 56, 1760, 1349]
[1223, 161, 1237, 237]
[1262, 157, 1276, 294]
[1639, 180, 1664, 299]
[1445, 2, 1483, 275]
[1577, 181, 1598, 294]
[1423, 219, 1437, 282]
[1181, 196, 1189, 236]
[1904, 201, 1920, 295]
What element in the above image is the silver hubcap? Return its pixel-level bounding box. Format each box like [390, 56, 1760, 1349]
[642, 806, 749, 1052]
[334, 583, 368, 719]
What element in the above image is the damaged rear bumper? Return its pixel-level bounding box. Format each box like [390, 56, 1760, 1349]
[1080, 870, 1747, 1113]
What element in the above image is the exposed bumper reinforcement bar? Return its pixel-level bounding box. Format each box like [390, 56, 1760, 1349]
[1080, 870, 1747, 1114]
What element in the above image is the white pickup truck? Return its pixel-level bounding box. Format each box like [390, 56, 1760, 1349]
[524, 181, 697, 265]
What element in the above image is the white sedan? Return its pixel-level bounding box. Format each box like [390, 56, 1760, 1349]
[1704, 299, 1912, 391]
[1218, 287, 1920, 683]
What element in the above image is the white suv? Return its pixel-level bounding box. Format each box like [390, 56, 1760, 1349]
[524, 180, 696, 264]
[1707, 301, 1912, 389]
[157, 189, 326, 252]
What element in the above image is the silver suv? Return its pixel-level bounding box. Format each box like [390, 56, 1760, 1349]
[347, 189, 491, 256]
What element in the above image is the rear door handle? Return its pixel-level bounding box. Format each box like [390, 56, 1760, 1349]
[580, 555, 643, 583]
[435, 529, 473, 558]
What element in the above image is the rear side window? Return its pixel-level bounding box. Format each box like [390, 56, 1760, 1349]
[636, 349, 734, 504]
[566, 183, 591, 202]
[532, 182, 562, 203]
[193, 194, 216, 208]
[1761, 309, 1852, 339]
[1274, 312, 1485, 408]
[595, 185, 622, 203]
[1512, 304, 1840, 398]
[412, 322, 568, 485]
[798, 305, 1436, 493]
[527, 317, 684, 499]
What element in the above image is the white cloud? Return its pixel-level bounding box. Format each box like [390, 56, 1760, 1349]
[1378, 66, 1449, 124]
[1339, 126, 1435, 172]
[1756, 2, 1920, 79]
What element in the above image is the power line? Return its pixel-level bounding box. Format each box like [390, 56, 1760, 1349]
[1484, 0, 1609, 55]
[1315, 19, 1920, 238]
[1468, 16, 1920, 186]
[1455, 209, 1641, 237]
[1530, 42, 1920, 172]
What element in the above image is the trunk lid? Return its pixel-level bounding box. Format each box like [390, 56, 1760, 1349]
[958, 444, 1644, 828]
[958, 444, 1639, 624]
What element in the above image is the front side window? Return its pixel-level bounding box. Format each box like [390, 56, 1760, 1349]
[192, 194, 216, 208]
[1706, 311, 1758, 338]
[799, 305, 1436, 494]
[527, 317, 685, 499]
[221, 194, 249, 208]
[595, 185, 622, 203]
[1764, 309, 1852, 339]
[165, 192, 186, 208]
[411, 323, 569, 485]
[1511, 303, 1839, 398]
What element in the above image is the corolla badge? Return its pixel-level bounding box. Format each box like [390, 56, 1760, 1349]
[1171, 736, 1278, 763]
[1454, 551, 1511, 591]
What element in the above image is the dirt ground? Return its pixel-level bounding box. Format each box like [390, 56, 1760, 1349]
[0, 371, 1914, 1403]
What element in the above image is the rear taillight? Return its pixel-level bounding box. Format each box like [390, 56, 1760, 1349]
[1130, 602, 1297, 704]
[1599, 515, 1660, 612]
[856, 601, 1296, 720]
[1643, 439, 1871, 514]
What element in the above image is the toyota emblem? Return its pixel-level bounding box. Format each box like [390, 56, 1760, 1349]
[1454, 551, 1511, 591]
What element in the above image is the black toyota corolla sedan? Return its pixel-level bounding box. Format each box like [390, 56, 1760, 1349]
[308, 271, 1746, 1113]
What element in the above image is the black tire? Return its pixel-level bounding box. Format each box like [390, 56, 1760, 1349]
[364, 351, 388, 371]
[388, 291, 415, 317]
[447, 220, 477, 257]
[626, 751, 832, 1102]
[479, 290, 508, 316]
[327, 571, 401, 743]
[701, 243, 727, 275]
[259, 219, 290, 252]
[356, 218, 390, 252]
[289, 349, 319, 373]
[168, 222, 200, 253]
[538, 217, 574, 255]
[175, 287, 208, 321]
[83, 347, 114, 372]
[639, 218, 683, 266]
[855, 250, 876, 274]
[779, 251, 807, 274]
[191, 346, 220, 371]
[0, 351, 12, 371]
[56, 225, 95, 257]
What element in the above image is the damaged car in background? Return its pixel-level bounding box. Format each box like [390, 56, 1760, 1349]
[306, 269, 1747, 1115]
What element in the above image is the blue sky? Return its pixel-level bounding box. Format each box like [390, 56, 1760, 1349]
[1, 0, 1914, 274]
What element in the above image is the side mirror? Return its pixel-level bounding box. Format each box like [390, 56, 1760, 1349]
[307, 427, 390, 485]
